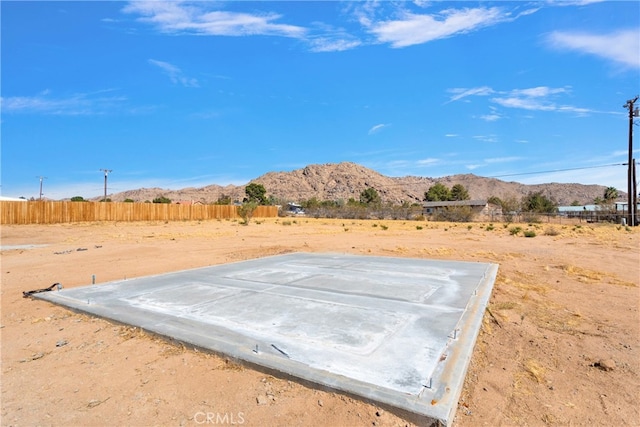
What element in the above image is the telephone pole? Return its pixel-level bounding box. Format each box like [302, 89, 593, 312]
[100, 169, 112, 202]
[37, 176, 47, 200]
[624, 96, 639, 226]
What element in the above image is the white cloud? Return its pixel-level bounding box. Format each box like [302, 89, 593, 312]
[368, 123, 389, 134]
[485, 156, 522, 164]
[478, 107, 503, 122]
[366, 7, 509, 48]
[546, 0, 607, 7]
[479, 114, 501, 122]
[148, 59, 199, 87]
[547, 29, 640, 69]
[473, 134, 498, 143]
[417, 158, 440, 166]
[448, 85, 599, 115]
[491, 96, 556, 111]
[123, 2, 306, 38]
[308, 36, 362, 52]
[1, 90, 126, 115]
[511, 86, 569, 97]
[447, 86, 494, 102]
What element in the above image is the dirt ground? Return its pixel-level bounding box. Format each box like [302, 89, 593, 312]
[1, 218, 638, 427]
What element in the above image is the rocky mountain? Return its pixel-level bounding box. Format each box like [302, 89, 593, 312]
[101, 162, 620, 206]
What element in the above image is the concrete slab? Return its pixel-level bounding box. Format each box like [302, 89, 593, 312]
[35, 252, 498, 426]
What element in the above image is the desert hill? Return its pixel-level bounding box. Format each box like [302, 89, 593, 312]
[103, 162, 619, 206]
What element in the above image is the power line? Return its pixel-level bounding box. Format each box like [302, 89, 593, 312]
[486, 163, 625, 179]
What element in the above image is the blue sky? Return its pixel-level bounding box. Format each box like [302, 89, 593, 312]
[2, 1, 639, 200]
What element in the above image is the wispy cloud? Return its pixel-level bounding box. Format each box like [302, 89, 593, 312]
[148, 59, 198, 87]
[368, 123, 390, 135]
[491, 86, 595, 115]
[473, 134, 499, 143]
[546, 29, 640, 69]
[1, 90, 126, 115]
[364, 7, 511, 48]
[308, 36, 362, 53]
[478, 107, 503, 122]
[123, 2, 306, 38]
[447, 86, 494, 103]
[448, 85, 602, 116]
[547, 0, 607, 7]
[417, 158, 440, 166]
[485, 156, 523, 164]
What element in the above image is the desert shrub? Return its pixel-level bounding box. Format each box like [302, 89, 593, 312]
[380, 224, 389, 230]
[486, 225, 494, 231]
[281, 220, 292, 226]
[544, 226, 560, 236]
[416, 225, 423, 230]
[524, 230, 537, 238]
[509, 226, 522, 236]
[237, 201, 258, 225]
[433, 206, 474, 222]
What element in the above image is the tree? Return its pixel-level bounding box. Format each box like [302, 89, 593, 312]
[604, 187, 618, 202]
[70, 196, 85, 202]
[244, 183, 267, 204]
[216, 194, 232, 205]
[424, 183, 451, 202]
[359, 187, 380, 205]
[153, 196, 171, 204]
[123, 198, 134, 203]
[521, 191, 557, 214]
[450, 184, 470, 201]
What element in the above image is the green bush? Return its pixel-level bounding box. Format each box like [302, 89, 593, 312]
[509, 226, 522, 235]
[523, 230, 537, 238]
[237, 201, 258, 225]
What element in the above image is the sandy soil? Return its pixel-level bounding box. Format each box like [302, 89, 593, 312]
[1, 218, 638, 426]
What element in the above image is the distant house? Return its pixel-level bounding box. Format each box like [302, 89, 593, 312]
[286, 202, 305, 215]
[0, 196, 28, 202]
[423, 200, 501, 221]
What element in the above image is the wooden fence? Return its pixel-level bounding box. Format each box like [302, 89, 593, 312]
[0, 201, 278, 225]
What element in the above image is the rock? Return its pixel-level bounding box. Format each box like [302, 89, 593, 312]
[256, 395, 268, 406]
[595, 359, 616, 371]
[317, 399, 323, 407]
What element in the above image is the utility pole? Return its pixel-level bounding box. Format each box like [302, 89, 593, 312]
[100, 169, 112, 202]
[37, 176, 47, 200]
[634, 159, 638, 224]
[623, 96, 639, 226]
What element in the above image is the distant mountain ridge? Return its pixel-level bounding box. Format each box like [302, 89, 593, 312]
[100, 162, 620, 206]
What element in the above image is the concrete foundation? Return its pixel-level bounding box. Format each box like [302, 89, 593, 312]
[35, 252, 498, 426]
